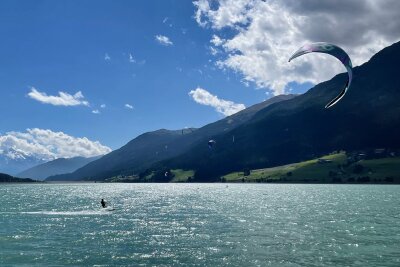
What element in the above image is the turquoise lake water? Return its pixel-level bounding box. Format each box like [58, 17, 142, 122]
[1, 184, 399, 266]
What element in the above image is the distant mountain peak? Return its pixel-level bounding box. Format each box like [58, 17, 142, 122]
[1, 147, 52, 161]
[18, 155, 102, 181]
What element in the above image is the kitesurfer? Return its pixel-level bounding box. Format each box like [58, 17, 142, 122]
[101, 199, 106, 208]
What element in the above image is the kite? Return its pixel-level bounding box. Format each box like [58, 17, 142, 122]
[289, 42, 353, 108]
[208, 140, 216, 149]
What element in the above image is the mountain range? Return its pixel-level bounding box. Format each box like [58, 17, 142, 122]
[0, 148, 47, 175]
[17, 156, 101, 180]
[46, 94, 296, 181]
[162, 40, 400, 180]
[48, 40, 400, 182]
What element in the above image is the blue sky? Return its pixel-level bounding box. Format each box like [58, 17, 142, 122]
[0, 0, 267, 149]
[0, 0, 398, 156]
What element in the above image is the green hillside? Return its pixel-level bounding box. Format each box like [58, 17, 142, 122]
[104, 152, 400, 184]
[170, 169, 195, 182]
[222, 153, 400, 183]
[103, 169, 194, 183]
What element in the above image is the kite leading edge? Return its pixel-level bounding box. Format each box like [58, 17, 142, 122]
[288, 42, 353, 108]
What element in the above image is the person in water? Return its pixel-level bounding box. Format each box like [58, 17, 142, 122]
[101, 199, 106, 208]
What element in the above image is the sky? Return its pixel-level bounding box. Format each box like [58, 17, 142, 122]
[0, 0, 399, 160]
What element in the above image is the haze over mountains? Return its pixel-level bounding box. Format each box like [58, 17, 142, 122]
[0, 148, 47, 175]
[17, 156, 101, 181]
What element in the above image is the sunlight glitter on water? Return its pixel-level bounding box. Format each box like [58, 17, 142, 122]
[1, 183, 399, 266]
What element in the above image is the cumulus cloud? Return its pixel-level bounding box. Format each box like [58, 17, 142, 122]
[0, 128, 112, 161]
[189, 87, 245, 116]
[28, 87, 89, 106]
[155, 35, 173, 46]
[125, 104, 133, 109]
[92, 109, 100, 114]
[104, 53, 111, 61]
[100, 104, 106, 108]
[194, 0, 400, 95]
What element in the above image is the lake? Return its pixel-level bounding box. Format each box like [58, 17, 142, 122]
[1, 184, 399, 266]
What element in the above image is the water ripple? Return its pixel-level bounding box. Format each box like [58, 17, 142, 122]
[0, 184, 399, 266]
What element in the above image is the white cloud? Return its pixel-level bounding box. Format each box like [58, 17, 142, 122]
[104, 53, 111, 61]
[155, 35, 173, 46]
[129, 53, 135, 63]
[189, 87, 245, 116]
[100, 104, 106, 108]
[210, 34, 225, 46]
[28, 87, 89, 107]
[0, 128, 111, 161]
[194, 0, 254, 29]
[125, 104, 133, 109]
[194, 0, 400, 95]
[92, 109, 100, 114]
[209, 46, 219, 56]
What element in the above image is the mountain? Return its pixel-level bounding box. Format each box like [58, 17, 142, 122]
[17, 156, 101, 180]
[0, 173, 37, 183]
[48, 41, 400, 182]
[158, 40, 400, 181]
[46, 129, 184, 181]
[46, 94, 296, 181]
[0, 148, 47, 175]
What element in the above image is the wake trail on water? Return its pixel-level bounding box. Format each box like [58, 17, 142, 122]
[19, 210, 113, 216]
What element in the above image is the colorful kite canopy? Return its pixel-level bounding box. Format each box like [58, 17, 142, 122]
[289, 42, 353, 108]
